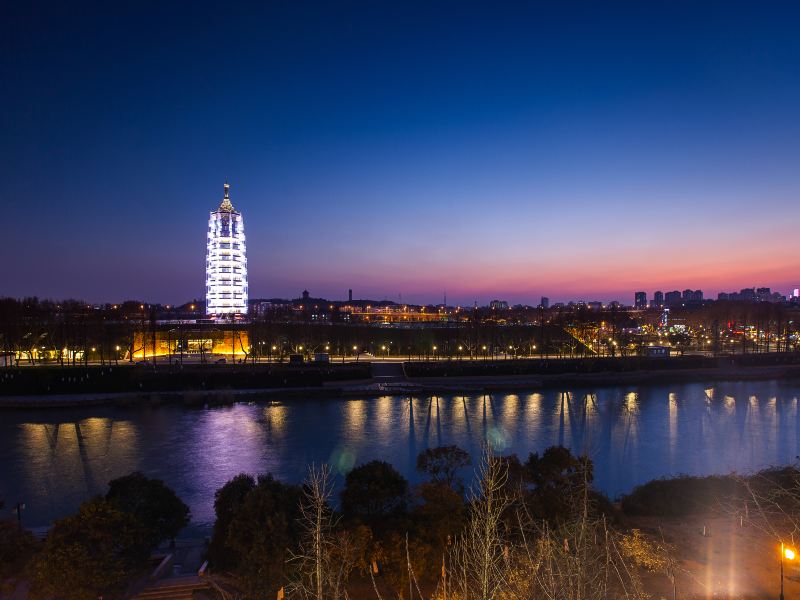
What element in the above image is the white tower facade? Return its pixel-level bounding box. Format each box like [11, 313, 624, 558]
[206, 183, 248, 315]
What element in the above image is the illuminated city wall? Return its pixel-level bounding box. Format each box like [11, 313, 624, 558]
[206, 182, 248, 315]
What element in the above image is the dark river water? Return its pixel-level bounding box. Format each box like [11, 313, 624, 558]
[2, 379, 800, 534]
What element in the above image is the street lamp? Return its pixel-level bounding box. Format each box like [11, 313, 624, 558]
[12, 502, 25, 531]
[781, 542, 795, 600]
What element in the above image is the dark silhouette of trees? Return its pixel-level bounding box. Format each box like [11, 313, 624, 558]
[416, 445, 471, 492]
[341, 460, 409, 525]
[105, 471, 190, 547]
[211, 474, 303, 599]
[209, 473, 257, 570]
[32, 498, 150, 600]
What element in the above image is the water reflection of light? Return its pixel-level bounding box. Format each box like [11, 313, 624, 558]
[613, 392, 640, 468]
[19, 417, 139, 525]
[344, 399, 367, 437]
[668, 392, 678, 467]
[525, 393, 543, 424]
[503, 394, 519, 422]
[262, 404, 288, 436]
[724, 395, 735, 414]
[188, 405, 274, 525]
[583, 394, 599, 446]
[625, 392, 638, 413]
[554, 392, 573, 447]
[375, 396, 393, 437]
[9, 381, 800, 534]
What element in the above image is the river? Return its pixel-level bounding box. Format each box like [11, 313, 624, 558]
[2, 378, 799, 533]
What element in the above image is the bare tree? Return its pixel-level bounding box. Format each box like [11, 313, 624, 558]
[447, 445, 513, 600]
[288, 464, 359, 600]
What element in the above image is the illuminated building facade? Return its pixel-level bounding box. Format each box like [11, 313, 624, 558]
[132, 329, 250, 359]
[206, 183, 248, 315]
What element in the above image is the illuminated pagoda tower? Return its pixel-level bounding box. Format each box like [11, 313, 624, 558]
[206, 182, 248, 316]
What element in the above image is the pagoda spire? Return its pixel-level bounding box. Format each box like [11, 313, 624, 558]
[218, 180, 234, 212]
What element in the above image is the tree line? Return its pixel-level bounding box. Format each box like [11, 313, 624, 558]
[2, 445, 681, 600]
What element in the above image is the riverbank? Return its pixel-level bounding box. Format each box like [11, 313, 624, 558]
[1, 361, 799, 408]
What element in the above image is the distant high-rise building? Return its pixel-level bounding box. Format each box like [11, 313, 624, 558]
[756, 287, 772, 302]
[653, 290, 664, 307]
[693, 289, 703, 302]
[489, 299, 509, 310]
[540, 296, 549, 309]
[348, 289, 353, 302]
[634, 291, 647, 309]
[664, 290, 681, 306]
[794, 288, 800, 298]
[740, 288, 756, 301]
[206, 183, 248, 316]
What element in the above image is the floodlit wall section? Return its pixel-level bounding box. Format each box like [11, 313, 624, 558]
[206, 187, 248, 315]
[132, 329, 250, 359]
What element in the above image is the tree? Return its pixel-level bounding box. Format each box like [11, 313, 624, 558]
[0, 519, 36, 580]
[209, 473, 257, 570]
[106, 471, 190, 547]
[32, 498, 150, 600]
[449, 446, 512, 600]
[411, 481, 467, 582]
[288, 464, 361, 600]
[416, 445, 471, 492]
[524, 445, 594, 523]
[340, 460, 409, 525]
[224, 474, 303, 599]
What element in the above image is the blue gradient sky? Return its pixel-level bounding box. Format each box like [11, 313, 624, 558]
[2, 1, 799, 305]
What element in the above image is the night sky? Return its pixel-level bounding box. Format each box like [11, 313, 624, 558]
[2, 1, 799, 305]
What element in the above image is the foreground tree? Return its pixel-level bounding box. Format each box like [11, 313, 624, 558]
[209, 473, 257, 570]
[0, 511, 36, 581]
[288, 464, 362, 600]
[416, 445, 471, 492]
[32, 498, 150, 600]
[223, 474, 303, 599]
[341, 460, 409, 526]
[106, 471, 190, 547]
[442, 446, 647, 600]
[449, 446, 512, 600]
[524, 445, 595, 523]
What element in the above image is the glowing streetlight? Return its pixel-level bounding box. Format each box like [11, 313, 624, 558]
[781, 542, 796, 600]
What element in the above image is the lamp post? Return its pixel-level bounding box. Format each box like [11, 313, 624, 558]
[12, 502, 25, 531]
[781, 542, 795, 600]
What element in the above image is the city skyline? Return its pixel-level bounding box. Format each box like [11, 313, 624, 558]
[2, 2, 800, 304]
